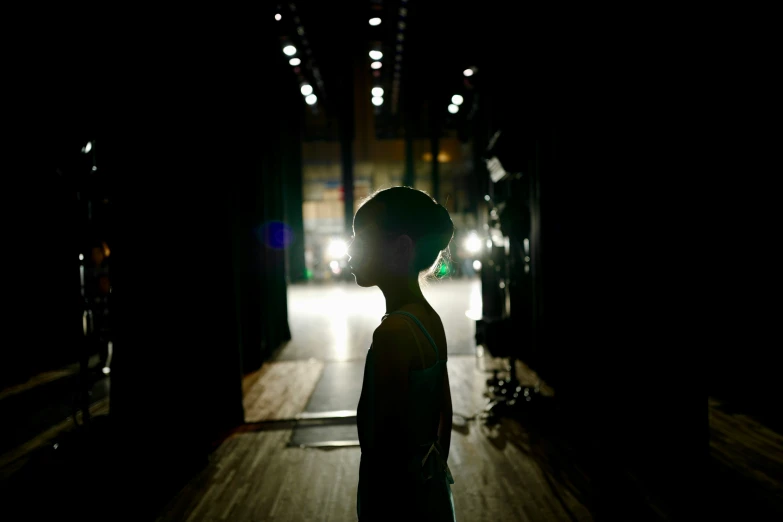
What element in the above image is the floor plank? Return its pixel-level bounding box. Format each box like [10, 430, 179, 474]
[243, 360, 324, 423]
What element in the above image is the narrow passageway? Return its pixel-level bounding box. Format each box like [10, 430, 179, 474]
[243, 279, 480, 442]
[7, 1, 776, 520]
[155, 278, 593, 521]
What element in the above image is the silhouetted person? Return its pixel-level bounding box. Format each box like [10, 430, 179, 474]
[348, 187, 456, 521]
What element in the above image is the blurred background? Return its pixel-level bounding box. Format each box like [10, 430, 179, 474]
[1, 2, 779, 521]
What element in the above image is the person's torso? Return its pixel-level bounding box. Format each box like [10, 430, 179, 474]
[357, 303, 448, 451]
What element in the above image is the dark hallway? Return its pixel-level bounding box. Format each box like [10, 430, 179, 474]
[2, 2, 779, 521]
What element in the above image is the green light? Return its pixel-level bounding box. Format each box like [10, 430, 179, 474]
[305, 269, 313, 280]
[438, 262, 450, 277]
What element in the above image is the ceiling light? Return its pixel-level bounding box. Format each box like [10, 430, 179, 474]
[448, 104, 459, 114]
[371, 61, 382, 69]
[369, 17, 381, 26]
[369, 50, 383, 60]
[452, 94, 464, 105]
[300, 84, 313, 96]
[283, 45, 297, 56]
[289, 58, 301, 66]
[305, 94, 317, 105]
[372, 96, 383, 106]
[372, 87, 384, 97]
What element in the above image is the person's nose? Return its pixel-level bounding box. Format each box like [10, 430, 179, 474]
[347, 239, 365, 264]
[346, 239, 355, 262]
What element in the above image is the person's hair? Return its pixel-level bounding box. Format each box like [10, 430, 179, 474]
[356, 186, 455, 285]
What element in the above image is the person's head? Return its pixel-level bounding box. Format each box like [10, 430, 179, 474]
[347, 186, 454, 289]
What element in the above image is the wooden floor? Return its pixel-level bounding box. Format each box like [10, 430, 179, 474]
[708, 397, 783, 514]
[151, 278, 781, 521]
[155, 354, 591, 522]
[154, 277, 605, 521]
[4, 281, 781, 521]
[243, 359, 325, 423]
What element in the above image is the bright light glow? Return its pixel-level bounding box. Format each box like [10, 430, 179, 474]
[275, 13, 281, 21]
[484, 194, 490, 201]
[372, 87, 384, 97]
[79, 254, 84, 261]
[327, 239, 348, 259]
[465, 233, 482, 254]
[452, 94, 464, 105]
[463, 68, 474, 77]
[289, 58, 301, 66]
[486, 239, 493, 249]
[82, 141, 92, 153]
[330, 260, 340, 274]
[372, 96, 384, 106]
[448, 104, 459, 114]
[305, 94, 317, 105]
[369, 17, 381, 26]
[369, 50, 383, 60]
[102, 367, 111, 375]
[473, 260, 482, 271]
[465, 278, 483, 320]
[371, 61, 382, 69]
[300, 84, 313, 96]
[283, 45, 297, 56]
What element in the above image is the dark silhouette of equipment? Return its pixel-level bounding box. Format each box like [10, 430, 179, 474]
[475, 127, 549, 423]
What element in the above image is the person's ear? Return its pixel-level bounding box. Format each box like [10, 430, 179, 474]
[393, 235, 414, 268]
[394, 234, 413, 257]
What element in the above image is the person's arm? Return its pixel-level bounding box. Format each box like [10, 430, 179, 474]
[438, 366, 453, 460]
[371, 319, 414, 485]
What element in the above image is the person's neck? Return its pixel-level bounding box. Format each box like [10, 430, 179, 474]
[380, 276, 427, 315]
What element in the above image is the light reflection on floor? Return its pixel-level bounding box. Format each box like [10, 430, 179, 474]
[280, 277, 481, 363]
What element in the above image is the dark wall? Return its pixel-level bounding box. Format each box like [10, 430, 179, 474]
[7, 10, 298, 519]
[100, 5, 297, 467]
[2, 143, 84, 389]
[472, 7, 705, 520]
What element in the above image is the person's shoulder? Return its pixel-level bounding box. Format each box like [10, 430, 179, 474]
[373, 314, 413, 340]
[371, 315, 417, 366]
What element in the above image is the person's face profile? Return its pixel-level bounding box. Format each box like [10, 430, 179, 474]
[348, 221, 391, 286]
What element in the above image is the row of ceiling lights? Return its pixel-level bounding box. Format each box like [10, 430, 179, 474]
[278, 4, 471, 116]
[368, 1, 408, 113]
[447, 67, 477, 115]
[281, 44, 317, 105]
[276, 4, 323, 108]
